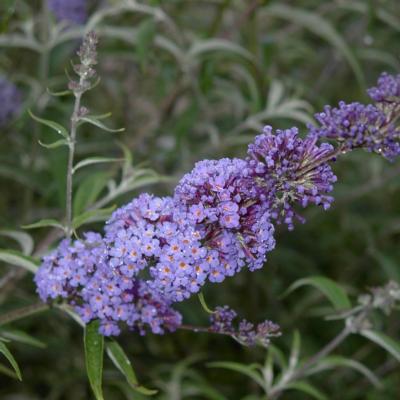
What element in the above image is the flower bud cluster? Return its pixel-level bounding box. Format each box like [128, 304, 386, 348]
[210, 306, 281, 346]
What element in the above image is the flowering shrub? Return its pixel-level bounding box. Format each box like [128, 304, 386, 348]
[1, 2, 400, 400]
[33, 35, 400, 344]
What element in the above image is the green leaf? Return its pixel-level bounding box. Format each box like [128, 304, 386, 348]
[371, 251, 400, 281]
[198, 292, 214, 314]
[289, 330, 301, 370]
[361, 330, 400, 362]
[0, 230, 33, 255]
[79, 116, 125, 133]
[267, 344, 287, 370]
[264, 4, 364, 88]
[283, 276, 351, 311]
[285, 381, 327, 400]
[208, 362, 265, 390]
[263, 349, 274, 390]
[307, 355, 381, 387]
[46, 88, 72, 97]
[189, 39, 254, 62]
[84, 320, 104, 400]
[29, 110, 69, 139]
[38, 139, 70, 149]
[0, 329, 46, 349]
[118, 142, 133, 178]
[106, 340, 157, 396]
[22, 219, 66, 231]
[136, 18, 156, 70]
[0, 341, 22, 381]
[0, 249, 38, 273]
[73, 157, 123, 174]
[72, 206, 116, 230]
[73, 172, 110, 215]
[0, 363, 18, 380]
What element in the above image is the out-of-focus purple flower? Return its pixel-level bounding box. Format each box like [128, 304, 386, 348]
[210, 306, 281, 346]
[309, 102, 400, 161]
[48, 0, 88, 25]
[247, 126, 337, 230]
[368, 72, 400, 103]
[0, 77, 21, 127]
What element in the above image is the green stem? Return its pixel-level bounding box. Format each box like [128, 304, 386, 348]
[65, 81, 84, 238]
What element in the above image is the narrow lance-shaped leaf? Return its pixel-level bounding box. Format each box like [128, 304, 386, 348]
[72, 206, 116, 230]
[106, 340, 157, 396]
[29, 110, 69, 139]
[307, 355, 381, 388]
[189, 39, 254, 62]
[46, 88, 72, 97]
[38, 139, 70, 149]
[0, 230, 34, 255]
[0, 341, 22, 381]
[289, 330, 301, 370]
[282, 276, 351, 311]
[22, 219, 66, 231]
[0, 249, 38, 273]
[136, 18, 156, 70]
[84, 320, 104, 400]
[361, 330, 400, 362]
[0, 363, 18, 380]
[208, 362, 266, 390]
[0, 329, 46, 349]
[284, 381, 328, 400]
[73, 172, 110, 215]
[79, 115, 125, 133]
[264, 4, 364, 88]
[72, 157, 123, 174]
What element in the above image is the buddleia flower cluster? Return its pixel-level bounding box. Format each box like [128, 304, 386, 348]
[34, 69, 400, 339]
[48, 0, 88, 25]
[0, 76, 21, 127]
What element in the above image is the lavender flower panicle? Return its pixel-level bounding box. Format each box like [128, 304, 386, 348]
[48, 0, 88, 25]
[309, 102, 400, 160]
[246, 126, 337, 230]
[174, 158, 276, 272]
[104, 193, 212, 302]
[34, 72, 400, 338]
[34, 231, 182, 336]
[368, 72, 400, 103]
[0, 77, 21, 127]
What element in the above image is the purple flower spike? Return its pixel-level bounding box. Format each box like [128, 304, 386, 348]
[247, 126, 337, 229]
[0, 77, 21, 127]
[309, 102, 400, 160]
[368, 72, 400, 103]
[34, 231, 183, 336]
[175, 158, 276, 272]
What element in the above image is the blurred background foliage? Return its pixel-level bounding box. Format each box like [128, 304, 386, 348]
[0, 0, 399, 398]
